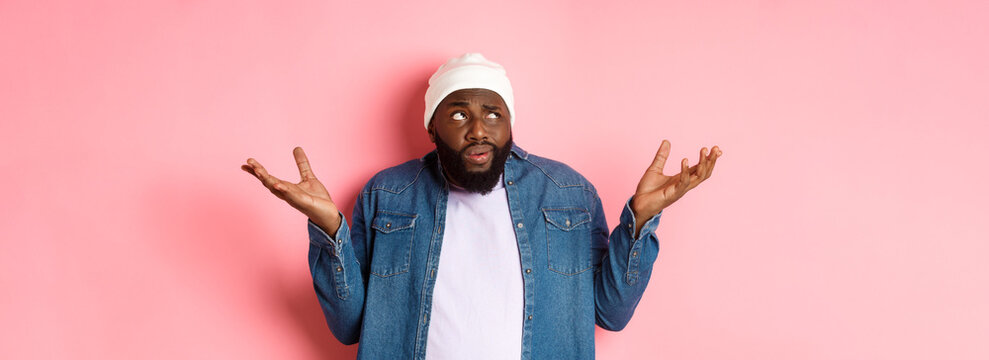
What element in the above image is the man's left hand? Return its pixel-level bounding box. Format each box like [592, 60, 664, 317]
[630, 139, 722, 236]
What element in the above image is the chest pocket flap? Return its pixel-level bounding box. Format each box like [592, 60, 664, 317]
[369, 210, 417, 277]
[542, 208, 591, 231]
[542, 207, 593, 276]
[371, 211, 417, 233]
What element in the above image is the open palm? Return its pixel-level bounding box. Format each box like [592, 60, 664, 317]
[631, 140, 721, 231]
[241, 147, 341, 234]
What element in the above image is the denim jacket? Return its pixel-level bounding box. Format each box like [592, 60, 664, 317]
[307, 143, 663, 360]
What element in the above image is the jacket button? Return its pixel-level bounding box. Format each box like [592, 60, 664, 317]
[632, 251, 639, 257]
[507, 180, 514, 185]
[527, 315, 533, 320]
[336, 266, 342, 272]
[525, 269, 531, 274]
[386, 223, 391, 228]
[517, 222, 524, 228]
[565, 219, 571, 226]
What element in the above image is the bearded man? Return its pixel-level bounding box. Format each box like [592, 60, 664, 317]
[242, 53, 722, 360]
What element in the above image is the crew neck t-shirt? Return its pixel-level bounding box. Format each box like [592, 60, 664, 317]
[424, 175, 524, 359]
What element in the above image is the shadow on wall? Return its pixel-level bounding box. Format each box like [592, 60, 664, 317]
[395, 61, 443, 161]
[144, 180, 361, 359]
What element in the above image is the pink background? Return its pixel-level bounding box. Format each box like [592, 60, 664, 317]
[2, 1, 987, 359]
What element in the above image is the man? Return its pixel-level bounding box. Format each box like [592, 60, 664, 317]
[242, 53, 721, 359]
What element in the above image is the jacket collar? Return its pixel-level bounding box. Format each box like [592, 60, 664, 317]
[510, 142, 529, 160]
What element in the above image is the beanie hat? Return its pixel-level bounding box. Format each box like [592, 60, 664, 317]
[423, 53, 515, 130]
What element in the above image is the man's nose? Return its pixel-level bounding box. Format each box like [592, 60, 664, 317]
[466, 115, 488, 142]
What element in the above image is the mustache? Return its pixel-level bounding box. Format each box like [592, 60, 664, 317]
[461, 141, 498, 154]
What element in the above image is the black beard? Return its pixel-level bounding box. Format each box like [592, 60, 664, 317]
[434, 135, 513, 195]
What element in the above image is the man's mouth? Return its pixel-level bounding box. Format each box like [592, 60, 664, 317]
[464, 145, 494, 165]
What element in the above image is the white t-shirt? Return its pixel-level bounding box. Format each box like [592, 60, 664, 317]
[425, 176, 524, 359]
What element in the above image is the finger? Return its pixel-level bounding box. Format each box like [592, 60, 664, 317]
[704, 145, 721, 178]
[249, 159, 282, 189]
[294, 147, 316, 181]
[696, 147, 708, 181]
[698, 146, 716, 184]
[261, 173, 283, 191]
[677, 158, 691, 193]
[241, 164, 256, 176]
[246, 158, 267, 181]
[647, 139, 671, 173]
[706, 146, 721, 179]
[686, 156, 704, 191]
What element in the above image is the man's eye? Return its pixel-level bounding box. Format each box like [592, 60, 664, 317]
[486, 112, 499, 119]
[452, 112, 467, 120]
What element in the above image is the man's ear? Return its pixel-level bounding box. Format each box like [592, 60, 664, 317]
[427, 121, 436, 143]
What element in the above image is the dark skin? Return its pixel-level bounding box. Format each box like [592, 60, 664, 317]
[427, 88, 513, 183]
[630, 139, 721, 237]
[241, 88, 722, 237]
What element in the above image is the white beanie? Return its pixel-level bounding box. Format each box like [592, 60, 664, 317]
[423, 53, 515, 130]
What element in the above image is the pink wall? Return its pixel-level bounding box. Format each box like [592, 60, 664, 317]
[2, 1, 987, 359]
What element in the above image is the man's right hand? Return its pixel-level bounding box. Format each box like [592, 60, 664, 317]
[241, 147, 342, 235]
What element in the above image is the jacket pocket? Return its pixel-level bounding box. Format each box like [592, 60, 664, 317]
[370, 210, 417, 277]
[542, 207, 592, 275]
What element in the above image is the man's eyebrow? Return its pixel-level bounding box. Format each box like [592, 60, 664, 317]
[482, 104, 502, 111]
[449, 101, 470, 107]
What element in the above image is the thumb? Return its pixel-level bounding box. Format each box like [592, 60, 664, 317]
[647, 139, 671, 173]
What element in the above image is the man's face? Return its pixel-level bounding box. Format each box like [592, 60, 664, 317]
[428, 88, 513, 194]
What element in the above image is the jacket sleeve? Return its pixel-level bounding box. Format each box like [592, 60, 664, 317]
[308, 191, 370, 345]
[592, 192, 663, 331]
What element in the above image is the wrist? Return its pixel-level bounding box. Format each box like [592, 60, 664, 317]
[312, 213, 342, 235]
[630, 194, 645, 215]
[630, 194, 657, 219]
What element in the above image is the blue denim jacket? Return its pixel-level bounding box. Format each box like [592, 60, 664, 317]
[307, 143, 663, 359]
